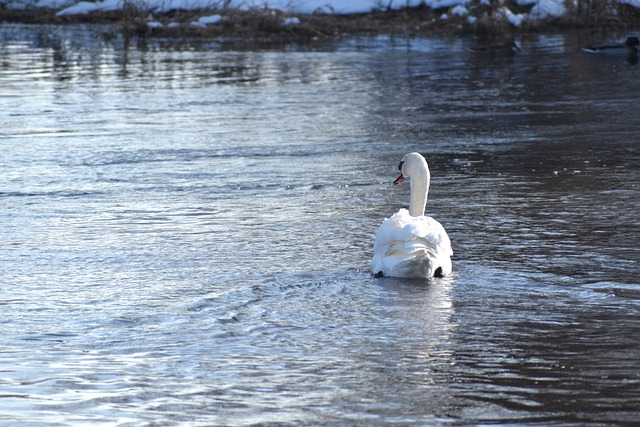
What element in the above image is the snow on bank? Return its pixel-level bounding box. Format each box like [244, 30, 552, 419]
[191, 14, 223, 27]
[529, 0, 567, 19]
[500, 7, 527, 26]
[4, 0, 626, 26]
[4, 0, 392, 14]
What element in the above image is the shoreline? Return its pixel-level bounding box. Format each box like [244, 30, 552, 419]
[2, 4, 640, 42]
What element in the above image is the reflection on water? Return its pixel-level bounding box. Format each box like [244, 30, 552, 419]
[1, 25, 639, 425]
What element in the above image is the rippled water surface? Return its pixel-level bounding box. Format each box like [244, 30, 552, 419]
[1, 25, 639, 425]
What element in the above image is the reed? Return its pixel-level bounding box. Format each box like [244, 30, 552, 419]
[549, 0, 640, 28]
[566, 0, 621, 26]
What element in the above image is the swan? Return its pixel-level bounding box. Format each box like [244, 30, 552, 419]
[371, 153, 453, 279]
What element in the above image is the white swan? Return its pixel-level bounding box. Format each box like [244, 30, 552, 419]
[372, 152, 453, 279]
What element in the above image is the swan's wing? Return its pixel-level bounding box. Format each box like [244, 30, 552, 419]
[415, 217, 453, 258]
[413, 217, 453, 276]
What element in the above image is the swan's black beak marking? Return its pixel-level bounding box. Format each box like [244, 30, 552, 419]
[393, 160, 406, 185]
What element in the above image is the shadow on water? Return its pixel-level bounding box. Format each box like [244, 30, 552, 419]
[1, 25, 639, 426]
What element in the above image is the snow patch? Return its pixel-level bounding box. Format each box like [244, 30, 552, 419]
[451, 5, 469, 16]
[529, 0, 566, 19]
[35, 0, 75, 9]
[56, 1, 100, 15]
[427, 0, 471, 8]
[194, 14, 223, 25]
[618, 0, 640, 7]
[282, 17, 300, 25]
[499, 7, 526, 26]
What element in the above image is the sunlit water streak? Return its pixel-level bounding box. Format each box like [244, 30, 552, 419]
[1, 25, 639, 425]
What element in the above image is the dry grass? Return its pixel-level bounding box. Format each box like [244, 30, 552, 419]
[136, 6, 454, 40]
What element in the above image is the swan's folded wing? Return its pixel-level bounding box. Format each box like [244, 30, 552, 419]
[411, 217, 453, 258]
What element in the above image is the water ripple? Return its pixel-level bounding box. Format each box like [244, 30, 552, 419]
[1, 25, 639, 426]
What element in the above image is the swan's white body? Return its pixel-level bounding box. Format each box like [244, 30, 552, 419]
[372, 153, 453, 279]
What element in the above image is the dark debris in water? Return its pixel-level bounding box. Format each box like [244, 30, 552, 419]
[612, 288, 640, 299]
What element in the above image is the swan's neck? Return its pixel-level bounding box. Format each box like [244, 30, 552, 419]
[409, 168, 430, 217]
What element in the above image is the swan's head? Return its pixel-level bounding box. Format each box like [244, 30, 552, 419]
[393, 152, 428, 186]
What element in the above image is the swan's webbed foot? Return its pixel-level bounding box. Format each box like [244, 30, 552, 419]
[374, 271, 384, 278]
[434, 267, 443, 278]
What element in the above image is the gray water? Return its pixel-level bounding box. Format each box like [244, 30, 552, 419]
[1, 24, 639, 426]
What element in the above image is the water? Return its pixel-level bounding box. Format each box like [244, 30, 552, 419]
[1, 25, 639, 425]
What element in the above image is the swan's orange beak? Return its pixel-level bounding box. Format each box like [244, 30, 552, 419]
[393, 173, 405, 185]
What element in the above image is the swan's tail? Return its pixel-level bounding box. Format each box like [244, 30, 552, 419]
[385, 239, 442, 278]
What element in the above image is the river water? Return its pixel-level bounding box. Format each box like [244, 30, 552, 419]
[1, 24, 639, 425]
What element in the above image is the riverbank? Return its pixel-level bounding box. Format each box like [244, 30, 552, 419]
[2, 1, 640, 42]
